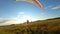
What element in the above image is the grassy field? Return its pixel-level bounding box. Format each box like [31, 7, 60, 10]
[0, 17, 60, 34]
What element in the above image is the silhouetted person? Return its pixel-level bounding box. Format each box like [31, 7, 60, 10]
[27, 20, 29, 24]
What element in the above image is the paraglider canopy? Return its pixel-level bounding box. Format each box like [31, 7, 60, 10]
[14, 0, 43, 9]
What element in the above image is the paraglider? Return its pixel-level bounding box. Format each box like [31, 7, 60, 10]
[14, 0, 43, 9]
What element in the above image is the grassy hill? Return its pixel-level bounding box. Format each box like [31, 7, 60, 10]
[0, 17, 60, 34]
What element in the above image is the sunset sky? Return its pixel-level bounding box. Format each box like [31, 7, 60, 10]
[0, 0, 60, 25]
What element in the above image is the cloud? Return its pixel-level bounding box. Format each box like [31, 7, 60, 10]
[0, 20, 9, 23]
[0, 18, 21, 26]
[15, 0, 21, 1]
[45, 6, 52, 9]
[17, 12, 25, 18]
[52, 5, 60, 10]
[0, 18, 9, 23]
[19, 12, 25, 15]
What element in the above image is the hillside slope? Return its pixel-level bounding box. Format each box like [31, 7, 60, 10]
[0, 17, 60, 34]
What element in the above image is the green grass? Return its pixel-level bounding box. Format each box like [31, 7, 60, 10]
[0, 17, 60, 34]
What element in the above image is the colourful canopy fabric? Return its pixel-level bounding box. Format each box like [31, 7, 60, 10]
[15, 0, 43, 9]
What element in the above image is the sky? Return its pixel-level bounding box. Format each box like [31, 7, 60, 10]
[0, 0, 60, 26]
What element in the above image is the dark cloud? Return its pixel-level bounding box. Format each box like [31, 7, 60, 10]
[52, 5, 60, 9]
[0, 19, 10, 23]
[0, 18, 18, 26]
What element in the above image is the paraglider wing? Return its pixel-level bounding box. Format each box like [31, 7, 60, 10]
[32, 0, 43, 9]
[14, 0, 43, 9]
